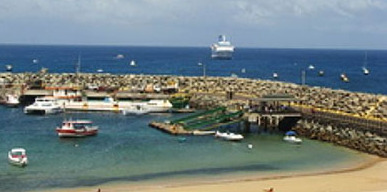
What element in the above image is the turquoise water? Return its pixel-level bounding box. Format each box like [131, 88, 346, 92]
[0, 107, 368, 191]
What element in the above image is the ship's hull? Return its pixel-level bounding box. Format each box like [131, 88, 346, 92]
[211, 51, 233, 60]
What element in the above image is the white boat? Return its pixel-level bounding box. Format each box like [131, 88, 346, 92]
[308, 65, 315, 70]
[340, 73, 349, 82]
[362, 52, 370, 75]
[56, 119, 98, 137]
[130, 60, 136, 66]
[215, 131, 244, 141]
[8, 148, 28, 167]
[24, 97, 63, 115]
[283, 131, 302, 144]
[5, 64, 12, 72]
[32, 59, 39, 64]
[64, 98, 172, 113]
[122, 105, 150, 115]
[3, 94, 20, 107]
[273, 72, 278, 79]
[115, 54, 124, 59]
[97, 69, 104, 73]
[211, 35, 234, 59]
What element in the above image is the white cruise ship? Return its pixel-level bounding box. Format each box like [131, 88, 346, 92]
[211, 35, 234, 59]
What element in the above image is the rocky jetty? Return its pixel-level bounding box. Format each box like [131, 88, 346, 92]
[293, 119, 387, 157]
[1, 73, 386, 120]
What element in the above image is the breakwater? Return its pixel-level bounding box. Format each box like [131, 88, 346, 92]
[1, 72, 386, 156]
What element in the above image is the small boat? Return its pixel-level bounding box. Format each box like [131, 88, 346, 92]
[215, 131, 244, 141]
[362, 67, 369, 75]
[340, 73, 349, 82]
[362, 52, 370, 75]
[24, 97, 63, 115]
[4, 94, 20, 107]
[308, 65, 315, 70]
[130, 60, 136, 66]
[241, 68, 246, 73]
[283, 131, 302, 144]
[230, 73, 238, 78]
[273, 72, 278, 79]
[32, 59, 39, 64]
[8, 148, 28, 167]
[97, 69, 104, 73]
[115, 54, 124, 59]
[122, 105, 150, 115]
[5, 64, 12, 72]
[318, 70, 325, 76]
[56, 119, 99, 137]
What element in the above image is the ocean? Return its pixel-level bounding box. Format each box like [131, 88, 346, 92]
[1, 45, 386, 94]
[0, 45, 385, 191]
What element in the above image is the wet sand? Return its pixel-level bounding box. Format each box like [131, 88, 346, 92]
[42, 156, 387, 192]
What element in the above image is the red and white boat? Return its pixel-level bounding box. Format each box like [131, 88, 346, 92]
[56, 119, 98, 138]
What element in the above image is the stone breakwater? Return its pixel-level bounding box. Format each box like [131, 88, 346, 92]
[293, 119, 387, 157]
[1, 73, 385, 120]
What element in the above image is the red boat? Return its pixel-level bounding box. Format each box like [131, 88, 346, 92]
[56, 119, 98, 138]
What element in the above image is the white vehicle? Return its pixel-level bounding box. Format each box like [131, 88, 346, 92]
[56, 119, 98, 138]
[24, 97, 63, 115]
[283, 131, 302, 144]
[211, 35, 234, 59]
[8, 148, 28, 167]
[215, 131, 244, 141]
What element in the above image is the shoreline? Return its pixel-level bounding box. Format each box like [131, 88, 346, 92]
[40, 155, 387, 192]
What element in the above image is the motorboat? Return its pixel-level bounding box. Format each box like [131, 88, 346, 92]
[340, 73, 349, 82]
[56, 119, 98, 137]
[211, 35, 234, 59]
[8, 148, 28, 167]
[362, 52, 370, 75]
[32, 59, 39, 64]
[215, 131, 244, 141]
[115, 54, 124, 59]
[273, 72, 279, 79]
[97, 69, 104, 73]
[318, 70, 325, 76]
[24, 97, 63, 115]
[362, 67, 369, 75]
[3, 94, 20, 107]
[283, 131, 302, 144]
[122, 105, 150, 115]
[308, 65, 315, 70]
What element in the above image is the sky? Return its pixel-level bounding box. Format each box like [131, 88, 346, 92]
[0, 0, 387, 49]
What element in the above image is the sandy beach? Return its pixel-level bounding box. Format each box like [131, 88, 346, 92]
[42, 156, 387, 192]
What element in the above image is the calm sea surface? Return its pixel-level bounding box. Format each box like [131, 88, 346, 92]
[0, 45, 385, 191]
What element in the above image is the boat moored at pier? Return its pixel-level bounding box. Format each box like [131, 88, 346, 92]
[24, 97, 64, 115]
[215, 131, 244, 141]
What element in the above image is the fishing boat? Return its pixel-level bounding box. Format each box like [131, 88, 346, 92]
[56, 119, 98, 137]
[211, 35, 234, 59]
[215, 131, 244, 141]
[8, 148, 28, 167]
[3, 94, 20, 107]
[283, 131, 302, 144]
[24, 97, 63, 115]
[122, 105, 150, 115]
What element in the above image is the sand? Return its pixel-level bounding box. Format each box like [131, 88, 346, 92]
[42, 156, 387, 192]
